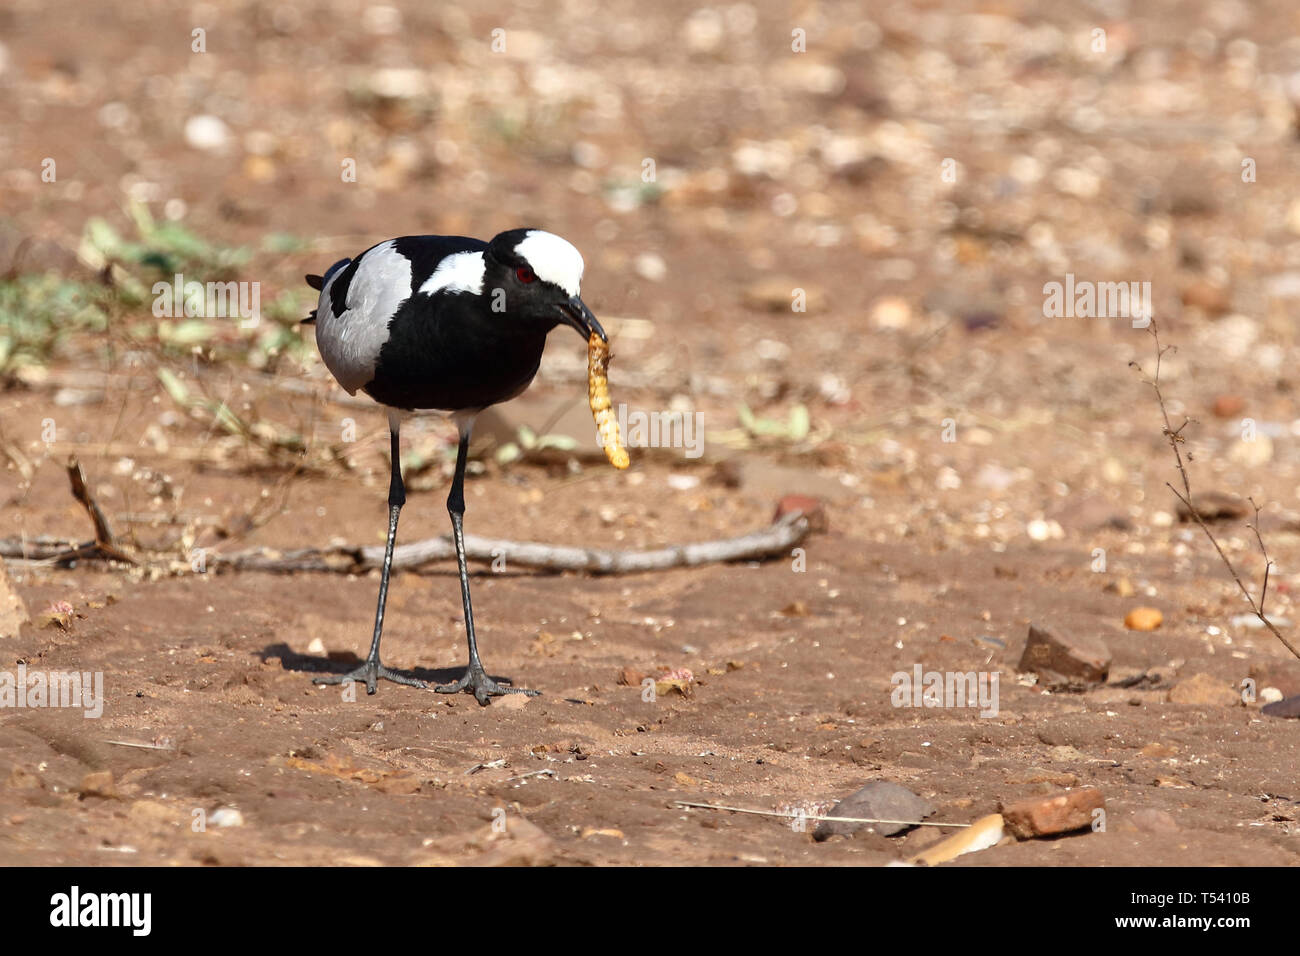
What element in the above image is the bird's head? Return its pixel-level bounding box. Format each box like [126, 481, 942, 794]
[484, 229, 606, 342]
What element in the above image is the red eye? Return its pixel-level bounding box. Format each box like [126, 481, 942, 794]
[516, 266, 537, 283]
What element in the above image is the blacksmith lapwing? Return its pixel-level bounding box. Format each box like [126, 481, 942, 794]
[303, 228, 605, 704]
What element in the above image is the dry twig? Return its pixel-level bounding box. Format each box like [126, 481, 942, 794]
[1135, 322, 1300, 661]
[208, 511, 812, 575]
[40, 457, 137, 566]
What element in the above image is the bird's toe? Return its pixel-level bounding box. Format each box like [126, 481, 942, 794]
[436, 667, 537, 705]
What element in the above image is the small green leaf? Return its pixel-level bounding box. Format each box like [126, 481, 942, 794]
[160, 319, 216, 346]
[261, 233, 308, 254]
[535, 434, 578, 451]
[156, 368, 191, 405]
[788, 404, 810, 440]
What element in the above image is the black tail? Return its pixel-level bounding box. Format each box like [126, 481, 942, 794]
[302, 273, 323, 323]
[302, 259, 350, 324]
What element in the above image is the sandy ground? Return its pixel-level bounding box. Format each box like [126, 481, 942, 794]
[2, 0, 1300, 866]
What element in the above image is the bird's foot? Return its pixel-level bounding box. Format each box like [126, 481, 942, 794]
[313, 658, 427, 695]
[434, 666, 539, 706]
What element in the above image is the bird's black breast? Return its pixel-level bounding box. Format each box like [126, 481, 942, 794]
[364, 296, 549, 412]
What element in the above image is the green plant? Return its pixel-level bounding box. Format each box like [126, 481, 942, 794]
[495, 424, 579, 464]
[0, 274, 110, 373]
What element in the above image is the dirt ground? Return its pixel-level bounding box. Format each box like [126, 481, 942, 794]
[3, 0, 1300, 867]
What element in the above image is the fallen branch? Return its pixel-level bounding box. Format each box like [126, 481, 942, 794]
[2, 459, 814, 576]
[672, 800, 969, 829]
[1135, 322, 1300, 662]
[208, 511, 812, 575]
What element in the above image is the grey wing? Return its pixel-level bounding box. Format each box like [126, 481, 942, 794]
[314, 240, 413, 394]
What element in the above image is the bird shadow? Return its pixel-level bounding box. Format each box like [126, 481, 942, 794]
[259, 642, 518, 689]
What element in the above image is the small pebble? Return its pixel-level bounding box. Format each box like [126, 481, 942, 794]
[1262, 694, 1300, 719]
[209, 807, 245, 828]
[1001, 787, 1104, 839]
[1018, 622, 1110, 688]
[184, 115, 231, 151]
[870, 296, 912, 329]
[1026, 519, 1063, 542]
[634, 252, 667, 282]
[1124, 607, 1163, 631]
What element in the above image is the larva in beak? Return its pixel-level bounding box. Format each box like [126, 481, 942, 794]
[587, 332, 630, 470]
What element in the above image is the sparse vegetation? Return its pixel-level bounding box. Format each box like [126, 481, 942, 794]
[0, 274, 111, 375]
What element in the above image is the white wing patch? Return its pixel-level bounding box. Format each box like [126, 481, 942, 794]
[315, 239, 412, 394]
[515, 231, 583, 297]
[419, 251, 485, 296]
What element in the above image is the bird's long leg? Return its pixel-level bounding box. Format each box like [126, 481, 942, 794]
[314, 418, 426, 694]
[435, 417, 539, 705]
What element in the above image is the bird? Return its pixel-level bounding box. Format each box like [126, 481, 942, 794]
[302, 228, 606, 705]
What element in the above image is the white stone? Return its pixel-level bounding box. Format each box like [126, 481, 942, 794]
[184, 115, 231, 151]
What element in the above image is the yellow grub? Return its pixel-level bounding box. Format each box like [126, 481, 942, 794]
[588, 332, 630, 469]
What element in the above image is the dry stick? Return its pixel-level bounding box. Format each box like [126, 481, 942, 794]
[1137, 322, 1300, 662]
[0, 537, 81, 561]
[2, 459, 813, 576]
[673, 800, 969, 829]
[5, 519, 811, 575]
[61, 457, 135, 565]
[66, 456, 114, 545]
[209, 511, 812, 575]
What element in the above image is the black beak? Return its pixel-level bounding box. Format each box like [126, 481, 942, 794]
[557, 295, 606, 342]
